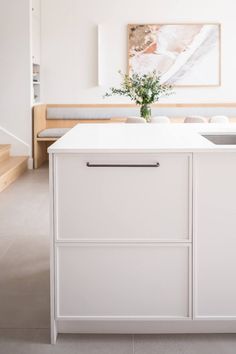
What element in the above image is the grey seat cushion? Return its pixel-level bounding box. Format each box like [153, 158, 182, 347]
[46, 107, 236, 120]
[38, 128, 71, 138]
[47, 107, 140, 119]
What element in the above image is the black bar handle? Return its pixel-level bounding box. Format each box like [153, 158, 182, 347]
[86, 162, 160, 168]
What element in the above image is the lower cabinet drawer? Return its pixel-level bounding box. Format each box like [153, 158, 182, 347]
[56, 243, 191, 319]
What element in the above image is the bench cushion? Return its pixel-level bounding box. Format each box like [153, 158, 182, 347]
[46, 107, 140, 119]
[46, 107, 236, 120]
[38, 128, 71, 138]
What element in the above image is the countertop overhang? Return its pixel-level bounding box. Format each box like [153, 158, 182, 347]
[48, 123, 236, 153]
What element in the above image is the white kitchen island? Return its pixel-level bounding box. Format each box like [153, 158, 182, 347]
[48, 123, 236, 343]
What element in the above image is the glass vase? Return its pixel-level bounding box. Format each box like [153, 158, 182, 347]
[140, 104, 151, 122]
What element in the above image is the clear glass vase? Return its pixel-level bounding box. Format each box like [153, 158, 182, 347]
[140, 104, 151, 122]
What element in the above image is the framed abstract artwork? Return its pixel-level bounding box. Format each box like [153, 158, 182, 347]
[128, 23, 221, 86]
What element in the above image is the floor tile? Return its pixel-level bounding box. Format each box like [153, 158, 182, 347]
[0, 236, 15, 259]
[0, 329, 40, 354]
[0, 167, 49, 238]
[0, 235, 50, 328]
[0, 329, 133, 354]
[134, 334, 236, 354]
[34, 330, 133, 354]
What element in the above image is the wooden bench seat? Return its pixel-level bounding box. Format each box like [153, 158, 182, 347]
[33, 103, 236, 168]
[33, 104, 127, 168]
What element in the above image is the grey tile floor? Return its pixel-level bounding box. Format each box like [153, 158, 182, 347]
[0, 165, 236, 353]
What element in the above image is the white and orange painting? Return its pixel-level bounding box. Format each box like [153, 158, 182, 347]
[128, 24, 220, 86]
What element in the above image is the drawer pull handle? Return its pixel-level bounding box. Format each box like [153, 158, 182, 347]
[86, 162, 160, 168]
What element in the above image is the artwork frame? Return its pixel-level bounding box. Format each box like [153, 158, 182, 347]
[128, 23, 221, 87]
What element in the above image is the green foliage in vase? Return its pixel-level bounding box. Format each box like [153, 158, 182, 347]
[104, 71, 174, 105]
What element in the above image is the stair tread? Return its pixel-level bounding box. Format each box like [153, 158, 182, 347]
[0, 144, 10, 162]
[0, 144, 11, 153]
[0, 156, 28, 177]
[0, 144, 11, 150]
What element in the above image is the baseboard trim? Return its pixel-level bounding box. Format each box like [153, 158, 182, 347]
[27, 157, 33, 170]
[56, 318, 236, 334]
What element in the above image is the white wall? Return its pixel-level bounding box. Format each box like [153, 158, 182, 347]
[41, 0, 236, 104]
[0, 0, 31, 155]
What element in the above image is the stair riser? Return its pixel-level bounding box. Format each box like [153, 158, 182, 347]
[0, 149, 10, 163]
[0, 160, 27, 193]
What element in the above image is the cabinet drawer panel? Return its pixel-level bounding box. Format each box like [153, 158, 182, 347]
[54, 154, 191, 241]
[56, 244, 191, 318]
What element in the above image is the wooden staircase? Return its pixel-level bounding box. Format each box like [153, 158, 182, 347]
[0, 145, 28, 192]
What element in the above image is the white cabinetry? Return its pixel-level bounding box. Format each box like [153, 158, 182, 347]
[54, 153, 191, 241]
[31, 0, 40, 103]
[50, 149, 236, 343]
[57, 244, 191, 318]
[51, 152, 192, 342]
[32, 0, 40, 65]
[194, 153, 236, 318]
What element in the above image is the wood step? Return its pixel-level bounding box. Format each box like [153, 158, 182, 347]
[0, 144, 10, 163]
[0, 156, 28, 192]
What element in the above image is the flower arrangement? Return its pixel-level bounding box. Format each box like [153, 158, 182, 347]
[105, 71, 173, 121]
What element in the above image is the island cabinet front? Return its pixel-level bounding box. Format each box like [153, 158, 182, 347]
[50, 144, 236, 342]
[50, 152, 192, 337]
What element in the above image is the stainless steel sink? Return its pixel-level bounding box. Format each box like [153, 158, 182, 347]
[201, 134, 236, 145]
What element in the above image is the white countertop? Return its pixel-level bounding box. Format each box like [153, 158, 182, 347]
[48, 123, 236, 153]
